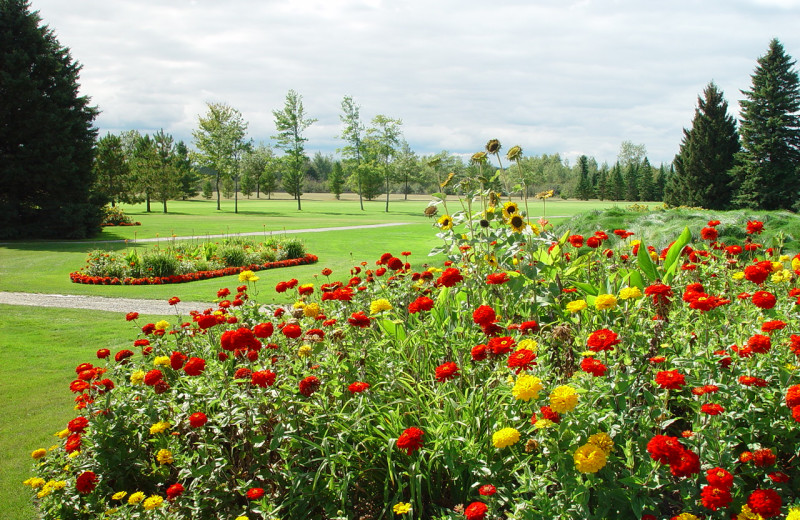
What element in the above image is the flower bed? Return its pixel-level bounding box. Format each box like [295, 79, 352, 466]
[69, 254, 318, 285]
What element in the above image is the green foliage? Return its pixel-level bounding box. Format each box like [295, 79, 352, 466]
[100, 206, 135, 226]
[201, 180, 213, 200]
[328, 161, 346, 199]
[666, 82, 739, 209]
[732, 39, 800, 211]
[0, 0, 102, 239]
[273, 89, 317, 210]
[140, 249, 180, 277]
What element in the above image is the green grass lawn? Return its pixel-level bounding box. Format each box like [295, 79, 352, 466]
[0, 306, 162, 520]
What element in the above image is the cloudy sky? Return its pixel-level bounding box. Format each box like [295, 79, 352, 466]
[32, 0, 800, 165]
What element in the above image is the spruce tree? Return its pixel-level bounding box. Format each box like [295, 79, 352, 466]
[0, 0, 101, 238]
[666, 82, 739, 209]
[732, 39, 800, 210]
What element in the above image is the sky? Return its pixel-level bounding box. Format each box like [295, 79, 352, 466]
[30, 0, 800, 166]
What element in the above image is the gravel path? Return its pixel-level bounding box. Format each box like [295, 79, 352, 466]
[0, 291, 213, 315]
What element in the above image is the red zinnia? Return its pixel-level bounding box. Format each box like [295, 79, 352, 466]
[168, 296, 180, 305]
[753, 448, 776, 467]
[68, 416, 89, 433]
[464, 501, 489, 520]
[436, 267, 464, 287]
[472, 305, 497, 326]
[471, 344, 489, 361]
[183, 357, 206, 376]
[252, 370, 277, 388]
[580, 357, 608, 377]
[507, 349, 537, 373]
[396, 426, 424, 455]
[752, 291, 777, 309]
[705, 467, 733, 489]
[518, 320, 539, 334]
[568, 235, 584, 247]
[188, 412, 208, 428]
[646, 435, 683, 464]
[669, 448, 700, 478]
[744, 264, 771, 285]
[246, 487, 265, 500]
[747, 488, 782, 517]
[65, 433, 81, 453]
[746, 220, 764, 235]
[655, 370, 685, 390]
[299, 375, 320, 397]
[348, 311, 371, 328]
[75, 471, 98, 494]
[282, 323, 302, 339]
[478, 484, 496, 496]
[253, 322, 274, 338]
[748, 334, 772, 354]
[644, 283, 673, 304]
[170, 351, 187, 370]
[700, 403, 724, 415]
[700, 485, 732, 511]
[166, 483, 185, 500]
[348, 381, 370, 394]
[143, 369, 163, 386]
[435, 362, 460, 382]
[762, 320, 786, 333]
[96, 348, 110, 359]
[125, 312, 139, 321]
[486, 272, 510, 285]
[114, 349, 134, 363]
[700, 227, 718, 241]
[408, 296, 434, 313]
[488, 336, 515, 356]
[786, 385, 800, 408]
[586, 328, 621, 352]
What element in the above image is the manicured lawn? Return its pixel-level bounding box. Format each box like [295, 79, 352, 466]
[0, 306, 161, 520]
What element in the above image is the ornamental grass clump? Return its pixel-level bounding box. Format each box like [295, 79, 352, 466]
[26, 181, 800, 519]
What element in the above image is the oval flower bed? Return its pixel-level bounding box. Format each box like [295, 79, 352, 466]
[69, 254, 319, 285]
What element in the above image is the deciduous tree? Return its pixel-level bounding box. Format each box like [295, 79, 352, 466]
[273, 90, 316, 210]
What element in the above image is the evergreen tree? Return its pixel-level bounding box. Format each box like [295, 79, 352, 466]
[732, 39, 800, 210]
[610, 163, 625, 200]
[637, 158, 655, 202]
[152, 129, 181, 213]
[328, 161, 345, 199]
[624, 163, 640, 201]
[93, 133, 129, 207]
[596, 165, 609, 201]
[666, 82, 739, 209]
[0, 0, 101, 238]
[174, 141, 199, 200]
[654, 164, 667, 202]
[576, 155, 591, 200]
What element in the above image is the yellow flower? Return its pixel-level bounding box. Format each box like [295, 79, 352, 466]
[297, 345, 313, 358]
[155, 320, 170, 331]
[370, 299, 393, 314]
[517, 338, 538, 352]
[56, 428, 70, 439]
[512, 374, 543, 401]
[732, 271, 745, 280]
[143, 495, 164, 510]
[529, 222, 541, 235]
[793, 257, 800, 272]
[235, 516, 249, 520]
[68, 451, 79, 458]
[508, 215, 526, 233]
[156, 449, 173, 465]
[534, 419, 555, 429]
[437, 214, 453, 231]
[153, 356, 170, 367]
[786, 507, 800, 520]
[649, 251, 658, 262]
[772, 269, 792, 283]
[485, 254, 498, 267]
[393, 502, 412, 515]
[23, 477, 45, 489]
[771, 261, 783, 272]
[238, 270, 260, 282]
[303, 302, 321, 317]
[549, 385, 578, 414]
[574, 443, 607, 473]
[31, 448, 47, 459]
[587, 432, 614, 455]
[566, 300, 587, 313]
[594, 294, 617, 310]
[130, 370, 145, 385]
[619, 286, 642, 300]
[128, 491, 146, 505]
[149, 421, 171, 435]
[535, 189, 554, 199]
[673, 514, 700, 520]
[630, 239, 641, 248]
[112, 491, 127, 500]
[506, 145, 523, 161]
[492, 427, 520, 448]
[737, 504, 764, 520]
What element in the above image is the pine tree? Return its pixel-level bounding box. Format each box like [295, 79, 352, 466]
[0, 0, 101, 238]
[666, 82, 740, 209]
[732, 39, 800, 210]
[93, 133, 129, 207]
[611, 163, 625, 200]
[624, 163, 639, 201]
[576, 155, 591, 200]
[637, 158, 655, 202]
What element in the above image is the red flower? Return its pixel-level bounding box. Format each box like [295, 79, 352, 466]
[68, 416, 89, 433]
[701, 485, 732, 511]
[183, 357, 206, 376]
[644, 283, 673, 304]
[189, 412, 208, 428]
[168, 296, 181, 305]
[252, 370, 277, 388]
[746, 220, 764, 235]
[700, 403, 724, 415]
[96, 348, 110, 359]
[396, 426, 424, 455]
[348, 381, 370, 394]
[125, 312, 139, 321]
[217, 288, 230, 298]
[768, 471, 790, 483]
[246, 487, 265, 500]
[518, 320, 539, 334]
[234, 367, 252, 380]
[753, 448, 776, 467]
[114, 349, 134, 363]
[282, 323, 302, 339]
[587, 328, 621, 352]
[75, 471, 98, 494]
[614, 229, 634, 239]
[752, 291, 777, 309]
[299, 375, 320, 397]
[253, 322, 274, 338]
[744, 263, 771, 285]
[488, 336, 515, 356]
[435, 362, 460, 382]
[387, 257, 404, 270]
[471, 344, 489, 361]
[408, 296, 435, 313]
[478, 484, 496, 496]
[486, 272, 510, 285]
[472, 305, 497, 326]
[739, 375, 768, 387]
[705, 467, 733, 489]
[65, 433, 81, 453]
[586, 236, 601, 248]
[436, 267, 464, 287]
[707, 219, 721, 227]
[348, 311, 371, 328]
[464, 501, 488, 520]
[568, 235, 584, 247]
[748, 334, 772, 354]
[144, 369, 163, 386]
[747, 488, 782, 517]
[786, 385, 800, 408]
[669, 448, 700, 478]
[655, 370, 685, 390]
[195, 314, 219, 329]
[169, 351, 187, 370]
[762, 320, 786, 333]
[700, 227, 719, 241]
[166, 483, 185, 500]
[531, 405, 561, 424]
[580, 357, 608, 377]
[646, 435, 683, 464]
[507, 349, 537, 373]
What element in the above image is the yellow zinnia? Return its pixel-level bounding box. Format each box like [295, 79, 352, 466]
[393, 502, 412, 515]
[23, 477, 45, 489]
[619, 286, 642, 300]
[156, 449, 173, 465]
[130, 370, 145, 385]
[238, 270, 260, 282]
[549, 385, 578, 414]
[492, 427, 520, 448]
[673, 514, 700, 520]
[153, 356, 170, 367]
[143, 495, 164, 510]
[566, 300, 587, 313]
[155, 320, 170, 331]
[786, 507, 800, 520]
[512, 374, 543, 401]
[517, 338, 538, 351]
[303, 302, 321, 317]
[369, 299, 392, 314]
[149, 421, 171, 435]
[594, 294, 617, 310]
[587, 432, 614, 455]
[574, 443, 607, 473]
[55, 428, 70, 439]
[534, 419, 555, 429]
[31, 448, 47, 459]
[128, 491, 146, 505]
[297, 345, 312, 358]
[112, 491, 127, 500]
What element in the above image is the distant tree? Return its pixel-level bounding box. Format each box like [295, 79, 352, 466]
[731, 39, 800, 210]
[339, 95, 367, 210]
[596, 165, 609, 201]
[328, 161, 345, 199]
[221, 177, 235, 199]
[637, 158, 655, 201]
[202, 180, 213, 200]
[624, 163, 639, 201]
[576, 155, 591, 200]
[393, 141, 419, 198]
[308, 152, 334, 182]
[261, 155, 280, 199]
[365, 115, 402, 211]
[130, 134, 160, 212]
[241, 144, 272, 199]
[666, 82, 739, 209]
[174, 141, 199, 200]
[93, 133, 129, 207]
[610, 163, 625, 201]
[192, 102, 249, 211]
[152, 129, 181, 213]
[349, 161, 384, 200]
[654, 164, 667, 202]
[273, 90, 316, 210]
[0, 0, 102, 238]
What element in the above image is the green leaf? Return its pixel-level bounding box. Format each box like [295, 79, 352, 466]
[636, 239, 658, 282]
[380, 319, 406, 341]
[573, 281, 599, 296]
[663, 226, 692, 284]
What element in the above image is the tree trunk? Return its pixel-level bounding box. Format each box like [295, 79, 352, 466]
[146, 192, 151, 212]
[234, 178, 239, 214]
[296, 192, 301, 210]
[215, 174, 221, 210]
[162, 199, 167, 213]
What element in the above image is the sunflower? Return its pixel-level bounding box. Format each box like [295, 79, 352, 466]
[437, 214, 453, 231]
[502, 201, 520, 220]
[507, 214, 525, 233]
[471, 151, 488, 164]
